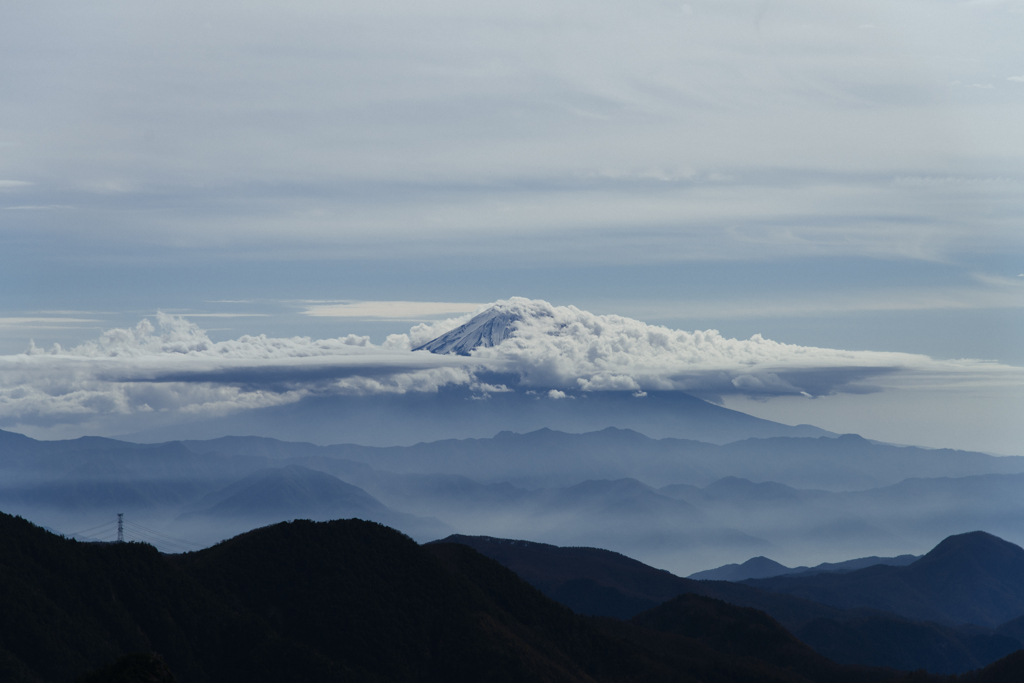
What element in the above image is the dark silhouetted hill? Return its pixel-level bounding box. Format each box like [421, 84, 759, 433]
[630, 593, 864, 683]
[794, 615, 1021, 675]
[437, 534, 1024, 675]
[746, 531, 1024, 627]
[76, 653, 177, 683]
[433, 534, 693, 619]
[965, 649, 1024, 683]
[0, 509, 906, 683]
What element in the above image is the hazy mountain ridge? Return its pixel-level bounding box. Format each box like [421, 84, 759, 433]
[5, 426, 1024, 573]
[119, 387, 837, 447]
[172, 426, 1024, 491]
[688, 553, 921, 582]
[178, 464, 448, 537]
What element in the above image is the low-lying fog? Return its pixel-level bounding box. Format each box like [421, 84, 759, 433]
[3, 426, 1024, 576]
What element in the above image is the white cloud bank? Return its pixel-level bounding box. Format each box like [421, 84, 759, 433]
[1, 314, 479, 428]
[419, 298, 1023, 396]
[1, 299, 1020, 432]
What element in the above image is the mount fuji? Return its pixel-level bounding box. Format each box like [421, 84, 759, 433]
[414, 301, 530, 355]
[123, 298, 845, 445]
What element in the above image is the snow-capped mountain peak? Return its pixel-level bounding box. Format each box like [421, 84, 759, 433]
[414, 298, 551, 355]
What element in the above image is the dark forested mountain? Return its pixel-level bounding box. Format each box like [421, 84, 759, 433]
[76, 653, 177, 683]
[438, 534, 1024, 675]
[0, 511, 908, 683]
[432, 534, 697, 619]
[630, 594, 877, 683]
[745, 531, 1024, 627]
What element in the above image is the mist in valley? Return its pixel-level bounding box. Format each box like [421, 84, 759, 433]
[6, 415, 1024, 577]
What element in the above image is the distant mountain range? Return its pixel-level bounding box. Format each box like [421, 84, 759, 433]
[689, 553, 921, 581]
[5, 425, 1024, 574]
[119, 386, 838, 447]
[175, 427, 1024, 490]
[178, 464, 450, 540]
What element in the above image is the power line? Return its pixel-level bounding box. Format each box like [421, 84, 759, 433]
[126, 532, 192, 553]
[65, 515, 204, 553]
[122, 527, 191, 550]
[121, 520, 203, 553]
[122, 521, 196, 543]
[66, 520, 117, 537]
[122, 521, 202, 549]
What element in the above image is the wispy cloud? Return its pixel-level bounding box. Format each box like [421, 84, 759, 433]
[303, 301, 483, 319]
[161, 313, 270, 318]
[0, 317, 100, 327]
[621, 283, 1024, 321]
[4, 205, 74, 210]
[37, 310, 114, 316]
[1, 1, 1021, 268]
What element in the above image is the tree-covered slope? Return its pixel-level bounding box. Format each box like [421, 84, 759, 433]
[438, 533, 1024, 675]
[746, 531, 1024, 627]
[0, 510, 907, 683]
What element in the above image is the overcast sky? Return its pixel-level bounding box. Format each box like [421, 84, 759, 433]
[1, 0, 1022, 452]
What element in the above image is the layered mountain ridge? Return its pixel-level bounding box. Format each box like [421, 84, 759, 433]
[6, 424, 1024, 576]
[690, 553, 921, 582]
[0, 511, 911, 683]
[745, 531, 1024, 628]
[438, 531, 1024, 674]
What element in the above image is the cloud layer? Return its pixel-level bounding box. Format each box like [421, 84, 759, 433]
[1, 313, 476, 428]
[1, 299, 1020, 435]
[426, 298, 1022, 397]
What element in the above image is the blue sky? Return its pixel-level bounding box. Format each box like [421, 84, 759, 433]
[1, 0, 1022, 452]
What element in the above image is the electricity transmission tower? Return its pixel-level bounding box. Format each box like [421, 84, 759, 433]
[117, 513, 124, 543]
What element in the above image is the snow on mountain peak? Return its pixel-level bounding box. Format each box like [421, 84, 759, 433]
[413, 298, 553, 355]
